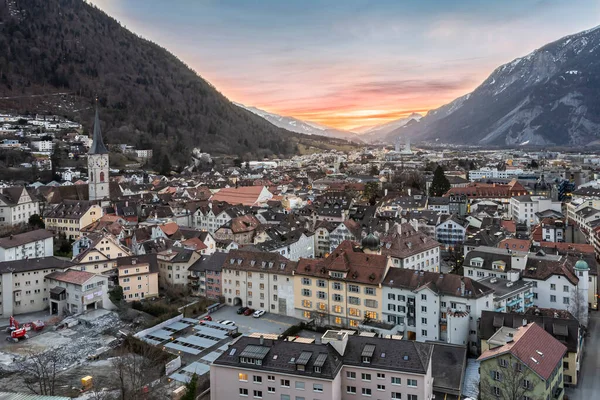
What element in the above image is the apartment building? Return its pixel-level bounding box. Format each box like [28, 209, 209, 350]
[0, 256, 75, 317]
[46, 270, 110, 315]
[211, 332, 434, 400]
[509, 195, 562, 227]
[188, 252, 227, 298]
[328, 220, 361, 253]
[376, 223, 441, 272]
[117, 254, 159, 301]
[72, 232, 132, 264]
[193, 202, 247, 233]
[294, 240, 392, 328]
[435, 215, 468, 248]
[0, 229, 54, 261]
[314, 222, 332, 257]
[480, 309, 582, 386]
[44, 200, 102, 240]
[222, 250, 296, 315]
[0, 186, 40, 230]
[382, 269, 494, 349]
[478, 323, 566, 400]
[157, 247, 203, 287]
[478, 276, 535, 315]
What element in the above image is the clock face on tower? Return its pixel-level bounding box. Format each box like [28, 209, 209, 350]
[96, 157, 108, 168]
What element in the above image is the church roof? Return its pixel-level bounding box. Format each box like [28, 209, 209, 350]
[88, 108, 109, 155]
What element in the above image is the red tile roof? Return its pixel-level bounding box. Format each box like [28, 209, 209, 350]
[46, 270, 97, 285]
[160, 222, 179, 236]
[501, 220, 516, 234]
[478, 322, 567, 380]
[182, 237, 208, 250]
[211, 186, 269, 206]
[498, 238, 531, 251]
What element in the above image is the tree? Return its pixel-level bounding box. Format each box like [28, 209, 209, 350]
[364, 182, 380, 206]
[160, 154, 171, 176]
[480, 356, 534, 400]
[28, 213, 45, 229]
[109, 285, 124, 304]
[569, 288, 588, 328]
[429, 165, 451, 196]
[18, 348, 64, 396]
[233, 158, 242, 168]
[110, 339, 164, 400]
[369, 164, 379, 176]
[181, 373, 198, 400]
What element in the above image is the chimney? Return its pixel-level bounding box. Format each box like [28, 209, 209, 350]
[460, 279, 465, 296]
[408, 188, 412, 196]
[385, 220, 390, 233]
[259, 335, 264, 345]
[384, 188, 388, 197]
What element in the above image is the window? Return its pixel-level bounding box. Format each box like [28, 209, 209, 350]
[361, 373, 371, 381]
[391, 377, 401, 385]
[253, 390, 262, 398]
[317, 291, 326, 299]
[377, 373, 385, 379]
[550, 295, 557, 303]
[349, 296, 360, 305]
[391, 393, 402, 399]
[302, 300, 312, 308]
[388, 293, 396, 300]
[492, 371, 501, 381]
[362, 388, 372, 396]
[563, 297, 570, 305]
[421, 306, 427, 313]
[365, 299, 378, 308]
[268, 387, 275, 393]
[349, 284, 359, 293]
[301, 289, 311, 296]
[523, 379, 531, 389]
[333, 294, 342, 302]
[365, 287, 375, 295]
[280, 379, 290, 387]
[317, 279, 326, 287]
[333, 282, 342, 290]
[268, 375, 275, 382]
[407, 395, 417, 400]
[281, 396, 290, 400]
[550, 284, 556, 290]
[421, 294, 427, 300]
[295, 381, 304, 390]
[333, 305, 343, 313]
[347, 371, 356, 379]
[563, 285, 569, 292]
[498, 359, 508, 368]
[313, 383, 323, 392]
[302, 278, 311, 285]
[239, 373, 248, 381]
[253, 376, 262, 383]
[377, 384, 385, 391]
[347, 386, 357, 394]
[240, 388, 249, 396]
[407, 379, 417, 387]
[421, 330, 427, 336]
[493, 387, 501, 396]
[421, 317, 427, 324]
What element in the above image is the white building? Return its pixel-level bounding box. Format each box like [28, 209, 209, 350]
[376, 223, 441, 272]
[382, 269, 494, 351]
[435, 215, 468, 248]
[255, 230, 315, 261]
[221, 250, 296, 315]
[30, 140, 54, 153]
[469, 167, 525, 180]
[0, 186, 40, 230]
[509, 195, 562, 227]
[0, 229, 54, 261]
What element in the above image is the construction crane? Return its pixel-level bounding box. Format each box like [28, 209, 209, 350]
[5, 316, 29, 343]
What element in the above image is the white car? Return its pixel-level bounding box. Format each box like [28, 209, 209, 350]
[218, 320, 236, 326]
[253, 310, 266, 318]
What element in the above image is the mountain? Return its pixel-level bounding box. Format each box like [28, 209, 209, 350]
[388, 26, 600, 146]
[235, 103, 363, 142]
[355, 113, 422, 142]
[0, 0, 300, 163]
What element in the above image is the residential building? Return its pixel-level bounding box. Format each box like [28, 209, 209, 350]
[0, 229, 53, 261]
[376, 223, 440, 272]
[478, 322, 566, 400]
[157, 247, 203, 287]
[214, 214, 261, 245]
[117, 255, 159, 301]
[0, 186, 40, 230]
[382, 269, 494, 348]
[328, 220, 361, 253]
[211, 332, 435, 400]
[509, 195, 562, 227]
[46, 270, 111, 315]
[294, 240, 392, 328]
[478, 276, 535, 314]
[188, 252, 227, 298]
[435, 215, 468, 248]
[444, 179, 528, 204]
[72, 232, 132, 262]
[255, 229, 315, 261]
[44, 200, 102, 240]
[314, 221, 333, 257]
[479, 309, 582, 386]
[427, 197, 450, 213]
[222, 250, 296, 315]
[0, 256, 74, 317]
[30, 140, 54, 153]
[210, 186, 273, 206]
[540, 218, 566, 242]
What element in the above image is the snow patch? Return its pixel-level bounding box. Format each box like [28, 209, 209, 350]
[565, 70, 580, 75]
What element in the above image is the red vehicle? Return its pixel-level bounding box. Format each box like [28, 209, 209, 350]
[202, 315, 212, 321]
[243, 308, 255, 316]
[6, 316, 29, 343]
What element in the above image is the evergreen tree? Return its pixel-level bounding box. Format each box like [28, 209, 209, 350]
[429, 165, 451, 196]
[181, 373, 198, 400]
[160, 154, 172, 176]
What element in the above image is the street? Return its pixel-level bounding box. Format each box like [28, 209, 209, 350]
[565, 312, 600, 399]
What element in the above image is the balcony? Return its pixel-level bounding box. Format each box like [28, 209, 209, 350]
[525, 292, 534, 299]
[495, 306, 506, 312]
[515, 306, 525, 313]
[506, 298, 521, 307]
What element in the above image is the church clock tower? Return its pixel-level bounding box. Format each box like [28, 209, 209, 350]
[88, 108, 110, 201]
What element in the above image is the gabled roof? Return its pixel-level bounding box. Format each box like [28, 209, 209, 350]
[0, 229, 53, 249]
[478, 322, 567, 381]
[46, 270, 98, 285]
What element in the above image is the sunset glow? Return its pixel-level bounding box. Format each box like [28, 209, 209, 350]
[92, 0, 598, 131]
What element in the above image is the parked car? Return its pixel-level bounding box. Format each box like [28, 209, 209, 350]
[202, 315, 212, 321]
[219, 320, 236, 326]
[253, 310, 266, 318]
[237, 307, 248, 314]
[244, 308, 255, 316]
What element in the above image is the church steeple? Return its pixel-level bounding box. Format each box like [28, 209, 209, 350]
[89, 107, 109, 155]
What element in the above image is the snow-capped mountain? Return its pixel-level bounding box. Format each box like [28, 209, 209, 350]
[356, 113, 422, 142]
[388, 25, 600, 146]
[235, 103, 363, 142]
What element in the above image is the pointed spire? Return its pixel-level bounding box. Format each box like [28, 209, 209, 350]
[89, 106, 109, 155]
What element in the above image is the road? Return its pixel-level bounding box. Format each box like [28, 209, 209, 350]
[565, 312, 600, 399]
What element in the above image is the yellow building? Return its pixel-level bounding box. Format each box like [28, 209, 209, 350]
[44, 200, 102, 240]
[72, 232, 132, 274]
[117, 254, 159, 301]
[294, 240, 391, 328]
[157, 247, 203, 288]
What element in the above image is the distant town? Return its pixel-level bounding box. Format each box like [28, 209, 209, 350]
[0, 109, 597, 400]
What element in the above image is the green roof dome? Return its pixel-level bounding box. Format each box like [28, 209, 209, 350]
[575, 258, 589, 271]
[361, 233, 380, 251]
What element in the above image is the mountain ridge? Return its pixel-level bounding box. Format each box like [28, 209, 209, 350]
[388, 25, 600, 146]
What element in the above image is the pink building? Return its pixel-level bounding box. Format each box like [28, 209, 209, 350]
[211, 331, 434, 400]
[188, 252, 226, 299]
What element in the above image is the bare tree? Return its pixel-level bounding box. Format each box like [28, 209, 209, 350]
[480, 356, 535, 400]
[569, 289, 588, 328]
[18, 348, 64, 396]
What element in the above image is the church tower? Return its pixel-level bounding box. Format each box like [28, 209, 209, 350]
[88, 108, 110, 201]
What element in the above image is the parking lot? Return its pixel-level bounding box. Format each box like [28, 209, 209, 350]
[209, 306, 303, 335]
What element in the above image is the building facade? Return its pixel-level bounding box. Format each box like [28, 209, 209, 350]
[0, 229, 53, 261]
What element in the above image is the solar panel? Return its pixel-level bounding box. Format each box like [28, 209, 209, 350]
[313, 353, 328, 367]
[361, 344, 376, 358]
[295, 351, 312, 365]
[239, 345, 270, 360]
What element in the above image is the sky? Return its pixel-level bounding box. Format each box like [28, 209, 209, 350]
[91, 0, 599, 131]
